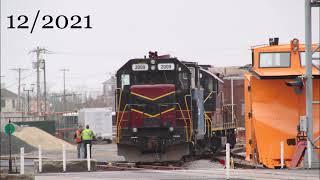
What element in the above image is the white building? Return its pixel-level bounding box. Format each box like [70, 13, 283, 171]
[102, 76, 116, 110]
[102, 76, 116, 97]
[1, 88, 18, 112]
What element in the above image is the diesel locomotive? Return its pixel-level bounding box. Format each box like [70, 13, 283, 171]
[115, 52, 236, 162]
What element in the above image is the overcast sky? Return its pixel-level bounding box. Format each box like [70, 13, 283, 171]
[1, 0, 319, 94]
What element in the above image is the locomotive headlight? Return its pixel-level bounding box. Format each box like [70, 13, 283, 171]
[169, 127, 174, 132]
[151, 65, 156, 70]
[132, 127, 138, 133]
[150, 59, 156, 64]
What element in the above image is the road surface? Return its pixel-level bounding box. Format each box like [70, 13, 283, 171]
[36, 168, 320, 180]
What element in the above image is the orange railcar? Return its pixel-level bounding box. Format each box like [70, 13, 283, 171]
[245, 38, 320, 168]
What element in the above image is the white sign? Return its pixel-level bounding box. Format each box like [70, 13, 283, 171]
[132, 64, 148, 71]
[157, 63, 175, 70]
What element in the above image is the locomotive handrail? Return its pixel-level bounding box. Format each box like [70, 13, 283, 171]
[184, 94, 193, 141]
[204, 118, 209, 136]
[223, 105, 238, 127]
[115, 88, 122, 143]
[117, 104, 129, 143]
[176, 103, 189, 142]
[204, 112, 212, 136]
[115, 88, 122, 111]
[204, 91, 217, 103]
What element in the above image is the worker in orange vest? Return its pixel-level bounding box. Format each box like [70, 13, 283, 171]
[74, 125, 83, 159]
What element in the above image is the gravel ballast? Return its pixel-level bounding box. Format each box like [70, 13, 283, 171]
[184, 159, 224, 169]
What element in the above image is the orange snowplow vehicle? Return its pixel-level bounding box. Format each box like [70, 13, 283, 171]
[245, 38, 319, 168]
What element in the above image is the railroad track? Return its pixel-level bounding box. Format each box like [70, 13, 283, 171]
[96, 162, 184, 171]
[96, 146, 261, 171]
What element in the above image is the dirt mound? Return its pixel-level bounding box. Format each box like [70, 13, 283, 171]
[0, 132, 36, 155]
[13, 127, 75, 151]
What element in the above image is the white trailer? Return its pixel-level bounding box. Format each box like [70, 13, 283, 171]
[79, 108, 112, 143]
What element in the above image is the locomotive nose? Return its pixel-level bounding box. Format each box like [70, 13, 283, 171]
[129, 84, 176, 128]
[130, 84, 175, 102]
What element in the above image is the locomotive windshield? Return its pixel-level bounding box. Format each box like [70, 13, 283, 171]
[117, 58, 192, 92]
[132, 71, 176, 85]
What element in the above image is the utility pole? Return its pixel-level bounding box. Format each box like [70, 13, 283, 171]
[304, 0, 320, 169]
[60, 69, 69, 112]
[30, 47, 50, 115]
[10, 68, 28, 111]
[0, 75, 3, 162]
[21, 83, 26, 112]
[39, 59, 47, 113]
[23, 87, 34, 113]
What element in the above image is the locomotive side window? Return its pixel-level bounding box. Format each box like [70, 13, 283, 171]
[189, 67, 196, 88]
[259, 52, 290, 68]
[182, 72, 188, 79]
[121, 74, 130, 89]
[300, 51, 320, 67]
[207, 78, 214, 91]
[200, 72, 214, 92]
[178, 72, 189, 90]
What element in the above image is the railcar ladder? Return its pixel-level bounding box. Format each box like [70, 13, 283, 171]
[290, 141, 307, 168]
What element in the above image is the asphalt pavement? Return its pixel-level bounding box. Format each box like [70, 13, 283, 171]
[35, 168, 320, 180]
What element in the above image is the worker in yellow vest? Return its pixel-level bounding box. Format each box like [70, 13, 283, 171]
[81, 125, 95, 158]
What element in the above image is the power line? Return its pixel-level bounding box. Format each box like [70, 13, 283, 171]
[4, 71, 35, 89]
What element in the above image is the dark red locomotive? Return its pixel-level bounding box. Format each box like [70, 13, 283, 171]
[115, 52, 236, 162]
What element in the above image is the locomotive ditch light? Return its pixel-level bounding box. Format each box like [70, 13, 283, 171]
[132, 127, 138, 133]
[169, 127, 174, 132]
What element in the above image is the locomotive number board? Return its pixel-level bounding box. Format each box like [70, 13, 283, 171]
[157, 63, 175, 70]
[132, 63, 149, 71]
